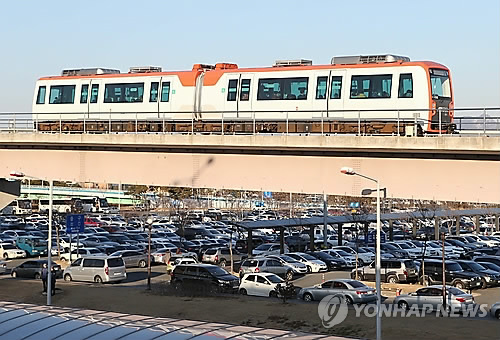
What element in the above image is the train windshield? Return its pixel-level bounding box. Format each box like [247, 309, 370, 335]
[430, 69, 451, 99]
[18, 200, 32, 209]
[99, 198, 109, 207]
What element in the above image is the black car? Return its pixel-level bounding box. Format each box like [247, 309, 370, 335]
[307, 251, 346, 270]
[473, 256, 500, 267]
[419, 259, 482, 290]
[171, 264, 239, 293]
[11, 260, 62, 279]
[455, 260, 500, 288]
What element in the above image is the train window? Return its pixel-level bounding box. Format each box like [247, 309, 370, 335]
[398, 74, 413, 98]
[36, 86, 46, 104]
[240, 79, 250, 101]
[330, 76, 342, 99]
[150, 82, 159, 102]
[104, 83, 144, 103]
[49, 85, 75, 104]
[161, 82, 170, 102]
[80, 84, 89, 104]
[227, 79, 238, 101]
[90, 84, 99, 103]
[257, 77, 308, 100]
[350, 74, 392, 99]
[316, 76, 327, 99]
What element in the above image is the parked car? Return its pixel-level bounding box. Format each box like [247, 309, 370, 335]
[473, 256, 500, 267]
[0, 243, 26, 259]
[352, 259, 418, 283]
[167, 257, 198, 274]
[284, 252, 328, 273]
[306, 251, 347, 270]
[239, 257, 295, 281]
[109, 250, 148, 268]
[11, 260, 62, 279]
[201, 247, 245, 266]
[323, 249, 358, 268]
[490, 302, 500, 319]
[252, 243, 288, 256]
[266, 254, 308, 275]
[239, 273, 284, 297]
[419, 259, 482, 290]
[298, 279, 376, 304]
[394, 285, 475, 312]
[63, 256, 126, 283]
[59, 247, 106, 262]
[170, 263, 239, 293]
[454, 260, 500, 288]
[332, 246, 375, 265]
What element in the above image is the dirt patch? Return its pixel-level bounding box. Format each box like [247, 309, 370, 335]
[0, 277, 496, 340]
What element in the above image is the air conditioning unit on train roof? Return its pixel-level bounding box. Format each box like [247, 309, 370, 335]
[273, 59, 313, 67]
[61, 68, 120, 76]
[331, 54, 410, 65]
[129, 66, 162, 73]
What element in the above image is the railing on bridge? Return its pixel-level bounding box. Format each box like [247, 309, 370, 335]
[0, 108, 499, 136]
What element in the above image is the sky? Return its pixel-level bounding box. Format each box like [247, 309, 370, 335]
[0, 0, 498, 112]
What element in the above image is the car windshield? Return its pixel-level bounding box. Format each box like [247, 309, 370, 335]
[278, 255, 298, 263]
[404, 260, 416, 268]
[256, 244, 272, 250]
[447, 263, 463, 272]
[447, 287, 465, 296]
[467, 262, 486, 271]
[396, 243, 411, 249]
[481, 262, 500, 271]
[2, 245, 15, 250]
[464, 236, 476, 243]
[478, 236, 489, 241]
[335, 250, 351, 256]
[346, 280, 366, 288]
[317, 252, 335, 260]
[411, 241, 424, 247]
[207, 267, 230, 277]
[427, 243, 440, 248]
[301, 254, 317, 261]
[267, 275, 283, 284]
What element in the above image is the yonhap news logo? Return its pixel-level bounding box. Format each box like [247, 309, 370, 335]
[317, 295, 349, 328]
[318, 295, 489, 328]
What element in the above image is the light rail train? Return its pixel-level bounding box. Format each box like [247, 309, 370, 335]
[32, 54, 454, 135]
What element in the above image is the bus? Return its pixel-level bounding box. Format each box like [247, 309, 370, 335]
[80, 197, 112, 213]
[1, 199, 32, 215]
[38, 198, 83, 214]
[16, 236, 47, 257]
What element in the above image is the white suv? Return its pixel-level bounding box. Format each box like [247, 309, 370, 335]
[0, 243, 26, 259]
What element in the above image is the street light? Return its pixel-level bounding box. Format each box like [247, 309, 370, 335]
[10, 171, 54, 306]
[146, 216, 153, 290]
[341, 167, 381, 340]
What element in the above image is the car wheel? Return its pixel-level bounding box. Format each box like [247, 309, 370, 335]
[387, 275, 398, 284]
[11, 271, 17, 278]
[453, 281, 464, 290]
[303, 293, 313, 302]
[219, 259, 227, 267]
[34, 273, 41, 280]
[3, 253, 8, 259]
[345, 295, 354, 305]
[94, 275, 103, 284]
[64, 274, 72, 282]
[357, 274, 364, 281]
[286, 271, 293, 281]
[269, 291, 278, 298]
[480, 278, 488, 289]
[398, 301, 410, 310]
[306, 266, 312, 273]
[495, 310, 500, 320]
[239, 288, 247, 295]
[138, 260, 147, 268]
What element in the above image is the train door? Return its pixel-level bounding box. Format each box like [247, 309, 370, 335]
[88, 79, 102, 121]
[327, 70, 346, 118]
[158, 77, 172, 119]
[223, 75, 240, 119]
[312, 71, 330, 118]
[237, 74, 254, 119]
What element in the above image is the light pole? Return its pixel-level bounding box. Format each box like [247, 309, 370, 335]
[10, 171, 53, 306]
[341, 167, 381, 340]
[146, 216, 153, 290]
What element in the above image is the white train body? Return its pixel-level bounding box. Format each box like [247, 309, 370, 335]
[32, 55, 454, 133]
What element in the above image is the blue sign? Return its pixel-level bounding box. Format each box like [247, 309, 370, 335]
[263, 191, 272, 198]
[349, 202, 360, 208]
[66, 214, 85, 234]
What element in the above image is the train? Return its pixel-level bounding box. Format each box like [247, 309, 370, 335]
[32, 54, 455, 135]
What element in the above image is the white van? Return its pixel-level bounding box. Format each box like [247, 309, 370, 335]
[63, 256, 126, 283]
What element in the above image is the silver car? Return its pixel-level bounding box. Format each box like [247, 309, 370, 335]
[490, 302, 500, 319]
[239, 257, 295, 281]
[110, 250, 148, 268]
[298, 279, 376, 304]
[63, 256, 126, 283]
[394, 285, 475, 312]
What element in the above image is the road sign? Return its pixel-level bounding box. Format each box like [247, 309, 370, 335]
[66, 214, 84, 234]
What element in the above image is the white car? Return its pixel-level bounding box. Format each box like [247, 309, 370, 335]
[239, 273, 284, 297]
[0, 243, 26, 259]
[59, 247, 106, 262]
[284, 252, 327, 273]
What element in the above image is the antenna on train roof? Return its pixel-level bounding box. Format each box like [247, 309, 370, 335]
[61, 68, 120, 76]
[273, 59, 312, 67]
[129, 66, 162, 73]
[331, 54, 410, 65]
